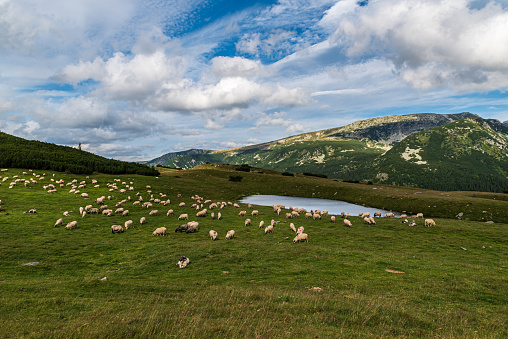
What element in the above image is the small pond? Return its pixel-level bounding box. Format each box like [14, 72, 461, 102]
[238, 195, 399, 217]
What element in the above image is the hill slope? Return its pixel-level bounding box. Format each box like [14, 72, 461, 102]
[147, 112, 508, 191]
[0, 132, 158, 176]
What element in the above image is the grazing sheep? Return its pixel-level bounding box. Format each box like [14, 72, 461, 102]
[124, 220, 133, 229]
[285, 212, 292, 219]
[374, 212, 382, 217]
[363, 212, 371, 218]
[152, 227, 167, 236]
[364, 217, 376, 225]
[400, 214, 408, 219]
[140, 217, 146, 225]
[259, 220, 265, 228]
[344, 219, 352, 227]
[81, 193, 89, 198]
[63, 211, 70, 216]
[178, 213, 189, 220]
[264, 225, 274, 234]
[65, 221, 78, 230]
[225, 230, 235, 240]
[305, 212, 313, 219]
[166, 209, 174, 216]
[383, 212, 395, 218]
[245, 218, 251, 226]
[178, 202, 186, 207]
[54, 218, 63, 227]
[122, 210, 130, 217]
[251, 210, 259, 216]
[211, 212, 215, 219]
[217, 212, 222, 220]
[81, 211, 86, 218]
[149, 210, 159, 216]
[425, 219, 436, 227]
[177, 256, 190, 268]
[115, 208, 124, 214]
[293, 233, 308, 243]
[417, 213, 424, 218]
[186, 221, 199, 233]
[233, 203, 240, 208]
[209, 230, 218, 240]
[196, 209, 207, 217]
[175, 224, 188, 232]
[79, 207, 84, 215]
[409, 221, 416, 227]
[290, 223, 297, 233]
[297, 226, 304, 234]
[312, 213, 321, 220]
[111, 225, 124, 233]
[238, 210, 247, 217]
[330, 216, 336, 223]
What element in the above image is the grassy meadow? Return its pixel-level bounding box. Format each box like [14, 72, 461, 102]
[0, 165, 507, 338]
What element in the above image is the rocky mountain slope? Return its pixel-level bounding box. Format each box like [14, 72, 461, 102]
[147, 112, 508, 192]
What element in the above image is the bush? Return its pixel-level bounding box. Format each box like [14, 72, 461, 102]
[303, 172, 327, 178]
[236, 164, 252, 172]
[282, 172, 294, 176]
[228, 175, 243, 182]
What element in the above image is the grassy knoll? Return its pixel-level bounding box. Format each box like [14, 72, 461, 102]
[0, 166, 507, 338]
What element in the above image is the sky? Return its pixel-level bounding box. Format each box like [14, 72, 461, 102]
[1, 0, 508, 161]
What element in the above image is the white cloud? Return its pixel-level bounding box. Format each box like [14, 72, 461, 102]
[333, 0, 508, 90]
[205, 119, 224, 130]
[211, 56, 264, 78]
[254, 111, 307, 134]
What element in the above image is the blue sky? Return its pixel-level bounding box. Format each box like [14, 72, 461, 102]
[1, 0, 507, 161]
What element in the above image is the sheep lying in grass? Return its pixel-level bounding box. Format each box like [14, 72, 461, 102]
[177, 256, 190, 268]
[124, 220, 133, 229]
[54, 218, 63, 227]
[264, 225, 274, 234]
[152, 227, 167, 236]
[225, 230, 235, 240]
[65, 221, 77, 230]
[425, 219, 436, 227]
[293, 233, 308, 243]
[111, 225, 124, 233]
[209, 230, 218, 240]
[344, 219, 352, 227]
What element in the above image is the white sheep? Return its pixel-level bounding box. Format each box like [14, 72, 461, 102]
[152, 227, 167, 236]
[290, 223, 297, 233]
[344, 219, 352, 227]
[111, 225, 124, 233]
[417, 213, 424, 219]
[196, 209, 207, 217]
[166, 209, 174, 216]
[178, 213, 189, 220]
[211, 212, 215, 219]
[259, 220, 265, 228]
[297, 226, 304, 234]
[122, 210, 130, 217]
[293, 233, 308, 243]
[305, 212, 313, 219]
[63, 211, 70, 216]
[81, 211, 86, 218]
[209, 230, 218, 240]
[140, 217, 146, 225]
[425, 219, 436, 227]
[225, 230, 235, 240]
[384, 212, 395, 218]
[54, 218, 63, 227]
[264, 225, 274, 234]
[124, 220, 133, 229]
[238, 210, 247, 217]
[149, 210, 159, 216]
[331, 216, 336, 223]
[65, 221, 77, 230]
[115, 208, 124, 214]
[178, 202, 185, 207]
[251, 210, 259, 216]
[217, 212, 222, 220]
[313, 213, 321, 220]
[245, 218, 251, 226]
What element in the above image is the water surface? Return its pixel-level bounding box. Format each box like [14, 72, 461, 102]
[238, 195, 399, 216]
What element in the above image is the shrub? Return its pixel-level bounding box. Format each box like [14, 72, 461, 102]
[282, 172, 294, 176]
[229, 175, 243, 182]
[236, 164, 252, 172]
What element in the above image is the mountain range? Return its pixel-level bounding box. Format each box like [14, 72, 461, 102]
[146, 112, 508, 192]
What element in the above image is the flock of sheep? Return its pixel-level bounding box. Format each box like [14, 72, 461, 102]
[1, 169, 436, 254]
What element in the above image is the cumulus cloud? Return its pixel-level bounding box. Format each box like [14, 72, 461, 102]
[333, 0, 508, 90]
[254, 111, 306, 134]
[236, 30, 302, 59]
[211, 56, 264, 78]
[56, 50, 186, 100]
[204, 119, 224, 130]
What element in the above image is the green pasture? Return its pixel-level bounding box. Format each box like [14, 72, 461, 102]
[0, 166, 506, 338]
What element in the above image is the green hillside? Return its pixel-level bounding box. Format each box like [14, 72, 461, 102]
[363, 119, 508, 192]
[0, 132, 158, 176]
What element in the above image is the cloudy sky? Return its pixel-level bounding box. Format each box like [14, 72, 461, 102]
[1, 0, 508, 161]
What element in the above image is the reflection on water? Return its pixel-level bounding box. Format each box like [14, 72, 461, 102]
[238, 195, 399, 217]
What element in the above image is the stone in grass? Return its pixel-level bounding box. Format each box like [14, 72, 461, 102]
[23, 262, 40, 266]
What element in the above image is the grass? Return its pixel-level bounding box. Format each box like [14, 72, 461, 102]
[0, 166, 507, 338]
